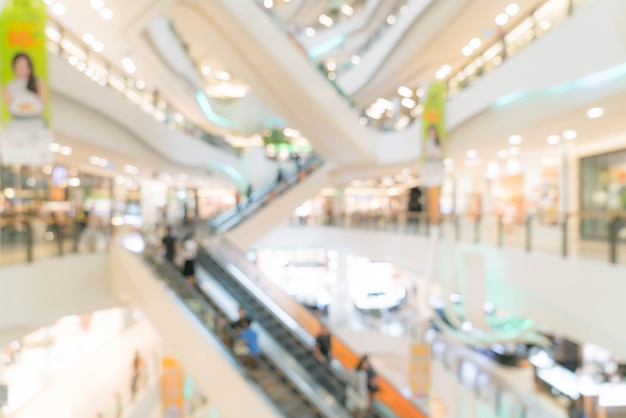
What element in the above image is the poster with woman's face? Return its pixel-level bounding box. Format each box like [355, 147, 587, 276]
[0, 0, 49, 127]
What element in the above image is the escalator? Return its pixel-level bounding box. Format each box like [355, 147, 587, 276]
[113, 244, 351, 418]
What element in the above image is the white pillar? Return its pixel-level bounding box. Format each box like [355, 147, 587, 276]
[329, 251, 351, 329]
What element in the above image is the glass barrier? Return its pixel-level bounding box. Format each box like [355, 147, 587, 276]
[254, 0, 596, 131]
[45, 19, 241, 156]
[206, 237, 425, 418]
[209, 153, 325, 232]
[290, 211, 626, 265]
[0, 215, 111, 267]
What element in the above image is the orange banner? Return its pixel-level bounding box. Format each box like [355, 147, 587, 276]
[161, 356, 185, 418]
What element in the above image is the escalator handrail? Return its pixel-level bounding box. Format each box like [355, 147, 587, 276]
[206, 237, 425, 418]
[209, 153, 325, 231]
[142, 241, 349, 418]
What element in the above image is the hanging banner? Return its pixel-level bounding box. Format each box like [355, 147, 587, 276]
[161, 356, 185, 418]
[0, 0, 52, 166]
[420, 82, 446, 187]
[409, 343, 430, 398]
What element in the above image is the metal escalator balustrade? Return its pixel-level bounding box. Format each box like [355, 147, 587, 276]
[199, 239, 428, 418]
[209, 153, 325, 233]
[141, 245, 332, 418]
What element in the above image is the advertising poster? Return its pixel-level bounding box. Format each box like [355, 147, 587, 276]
[161, 356, 185, 418]
[420, 82, 446, 187]
[0, 0, 52, 166]
[409, 343, 430, 398]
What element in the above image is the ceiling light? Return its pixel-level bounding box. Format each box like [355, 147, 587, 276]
[52, 3, 67, 15]
[328, 71, 336, 81]
[283, 128, 300, 138]
[469, 37, 482, 49]
[401, 98, 416, 109]
[397, 86, 413, 98]
[441, 64, 451, 74]
[415, 88, 425, 97]
[326, 60, 336, 71]
[443, 157, 454, 167]
[376, 97, 394, 111]
[563, 130, 577, 140]
[506, 3, 520, 16]
[386, 15, 396, 25]
[359, 117, 368, 126]
[497, 149, 508, 159]
[136, 80, 146, 90]
[305, 27, 316, 37]
[90, 0, 104, 10]
[67, 56, 78, 66]
[508, 135, 522, 145]
[319, 14, 333, 27]
[83, 33, 95, 45]
[495, 13, 509, 26]
[122, 57, 136, 74]
[587, 107, 604, 119]
[341, 4, 354, 16]
[350, 55, 361, 65]
[60, 146, 72, 156]
[201, 65, 211, 75]
[91, 41, 104, 52]
[124, 164, 139, 175]
[100, 8, 113, 20]
[215, 70, 231, 81]
[547, 134, 561, 145]
[365, 108, 382, 119]
[263, 0, 273, 8]
[462, 45, 473, 56]
[49, 143, 61, 152]
[89, 156, 101, 165]
[508, 146, 520, 156]
[68, 177, 81, 187]
[466, 149, 478, 159]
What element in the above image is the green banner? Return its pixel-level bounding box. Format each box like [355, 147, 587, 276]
[421, 82, 446, 163]
[1, 0, 49, 128]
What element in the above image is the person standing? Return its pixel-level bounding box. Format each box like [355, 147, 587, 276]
[313, 325, 332, 363]
[245, 184, 253, 204]
[161, 226, 177, 263]
[181, 233, 198, 286]
[357, 355, 380, 406]
[239, 319, 259, 368]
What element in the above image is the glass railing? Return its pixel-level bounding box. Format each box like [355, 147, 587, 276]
[45, 19, 241, 156]
[254, 0, 596, 132]
[209, 153, 325, 232]
[0, 214, 111, 267]
[289, 211, 626, 265]
[205, 237, 426, 418]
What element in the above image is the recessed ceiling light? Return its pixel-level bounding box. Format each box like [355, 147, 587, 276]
[350, 55, 361, 65]
[397, 86, 413, 98]
[319, 14, 333, 27]
[215, 70, 231, 81]
[91, 41, 104, 52]
[469, 37, 481, 49]
[263, 0, 273, 8]
[508, 135, 522, 145]
[587, 107, 604, 119]
[386, 15, 396, 25]
[49, 143, 61, 152]
[443, 157, 454, 167]
[52, 3, 67, 15]
[508, 146, 520, 156]
[305, 27, 316, 37]
[401, 98, 416, 109]
[82, 33, 95, 45]
[60, 146, 72, 156]
[495, 13, 509, 26]
[563, 130, 577, 140]
[136, 80, 146, 90]
[326, 60, 336, 71]
[341, 4, 353, 16]
[415, 88, 425, 97]
[547, 134, 561, 145]
[466, 149, 478, 159]
[327, 71, 336, 81]
[497, 149, 508, 159]
[122, 57, 136, 74]
[100, 7, 113, 20]
[506, 3, 519, 16]
[201, 65, 211, 75]
[90, 0, 104, 10]
[462, 45, 473, 56]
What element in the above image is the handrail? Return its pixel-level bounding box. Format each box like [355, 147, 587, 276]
[253, 0, 595, 132]
[207, 236, 426, 418]
[45, 18, 241, 156]
[209, 153, 325, 231]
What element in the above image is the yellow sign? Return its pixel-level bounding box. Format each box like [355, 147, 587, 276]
[161, 356, 185, 418]
[409, 344, 430, 398]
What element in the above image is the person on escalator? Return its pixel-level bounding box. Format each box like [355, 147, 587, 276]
[313, 325, 332, 363]
[238, 319, 260, 368]
[357, 355, 380, 406]
[230, 307, 252, 330]
[161, 226, 178, 264]
[181, 233, 198, 286]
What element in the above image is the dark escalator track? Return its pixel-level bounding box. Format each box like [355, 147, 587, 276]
[197, 251, 355, 413]
[144, 253, 328, 418]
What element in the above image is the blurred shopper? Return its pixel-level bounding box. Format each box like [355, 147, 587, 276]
[313, 325, 332, 363]
[161, 226, 178, 263]
[346, 361, 369, 418]
[130, 350, 144, 401]
[357, 355, 380, 406]
[238, 319, 259, 368]
[276, 168, 284, 186]
[231, 307, 252, 330]
[181, 233, 198, 286]
[246, 184, 253, 204]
